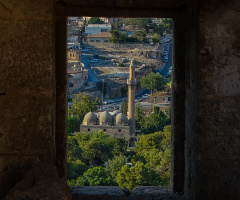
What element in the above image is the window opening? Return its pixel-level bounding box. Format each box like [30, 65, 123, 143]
[67, 16, 173, 191]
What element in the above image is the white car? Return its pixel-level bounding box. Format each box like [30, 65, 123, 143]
[90, 60, 99, 63]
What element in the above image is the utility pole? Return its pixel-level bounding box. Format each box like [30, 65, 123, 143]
[102, 79, 104, 103]
[151, 81, 153, 96]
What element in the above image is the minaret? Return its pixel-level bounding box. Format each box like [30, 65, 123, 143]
[127, 60, 136, 135]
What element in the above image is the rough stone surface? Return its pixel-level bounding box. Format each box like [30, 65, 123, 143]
[71, 186, 185, 200]
[3, 164, 72, 200]
[71, 186, 126, 200]
[0, 0, 240, 200]
[131, 186, 185, 200]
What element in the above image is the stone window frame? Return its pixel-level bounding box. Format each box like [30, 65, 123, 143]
[55, 3, 185, 194]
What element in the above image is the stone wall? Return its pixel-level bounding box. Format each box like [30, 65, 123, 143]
[0, 0, 55, 197]
[0, 0, 239, 199]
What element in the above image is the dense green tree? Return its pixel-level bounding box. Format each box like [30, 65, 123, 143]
[152, 33, 161, 44]
[113, 138, 128, 155]
[68, 92, 101, 127]
[67, 160, 88, 180]
[106, 154, 127, 179]
[133, 30, 147, 43]
[154, 18, 173, 36]
[140, 73, 167, 92]
[126, 18, 153, 32]
[67, 136, 82, 162]
[88, 17, 103, 24]
[68, 116, 81, 134]
[135, 102, 144, 130]
[109, 30, 128, 43]
[82, 166, 116, 186]
[121, 98, 128, 115]
[134, 125, 171, 185]
[116, 162, 161, 191]
[72, 131, 128, 166]
[138, 106, 170, 134]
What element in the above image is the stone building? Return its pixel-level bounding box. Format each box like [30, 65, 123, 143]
[0, 1, 240, 200]
[80, 111, 138, 147]
[80, 61, 138, 147]
[87, 32, 111, 44]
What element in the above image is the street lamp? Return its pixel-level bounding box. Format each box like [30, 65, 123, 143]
[102, 79, 104, 103]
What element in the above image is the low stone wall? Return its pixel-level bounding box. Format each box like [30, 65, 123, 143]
[70, 186, 185, 200]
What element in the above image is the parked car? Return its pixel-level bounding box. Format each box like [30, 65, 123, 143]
[81, 49, 89, 52]
[93, 54, 99, 59]
[163, 58, 168, 63]
[90, 60, 99, 63]
[87, 47, 95, 51]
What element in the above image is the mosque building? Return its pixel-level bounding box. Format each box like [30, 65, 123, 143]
[80, 60, 139, 147]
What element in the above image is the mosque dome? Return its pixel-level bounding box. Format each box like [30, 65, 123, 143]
[99, 111, 113, 125]
[83, 112, 97, 125]
[116, 113, 129, 125]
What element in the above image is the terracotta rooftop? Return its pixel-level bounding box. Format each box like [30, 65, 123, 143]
[87, 32, 112, 38]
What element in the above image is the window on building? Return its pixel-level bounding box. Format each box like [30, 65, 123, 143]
[90, 40, 94, 42]
[103, 129, 106, 132]
[119, 129, 121, 132]
[104, 40, 108, 43]
[96, 40, 100, 43]
[88, 128, 90, 132]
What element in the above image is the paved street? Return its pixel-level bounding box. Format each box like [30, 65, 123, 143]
[81, 54, 99, 82]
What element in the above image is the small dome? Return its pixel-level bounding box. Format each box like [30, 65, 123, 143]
[116, 113, 129, 125]
[83, 112, 97, 124]
[99, 111, 112, 125]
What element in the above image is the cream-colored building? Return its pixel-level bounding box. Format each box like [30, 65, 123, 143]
[87, 32, 111, 44]
[80, 111, 138, 147]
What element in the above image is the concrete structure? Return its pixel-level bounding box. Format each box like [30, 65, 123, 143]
[127, 60, 137, 136]
[87, 32, 111, 44]
[68, 69, 88, 94]
[1, 1, 240, 200]
[85, 24, 111, 35]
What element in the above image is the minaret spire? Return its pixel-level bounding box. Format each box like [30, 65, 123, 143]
[127, 59, 136, 136]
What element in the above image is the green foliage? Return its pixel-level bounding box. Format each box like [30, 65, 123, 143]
[140, 73, 167, 92]
[154, 18, 173, 36]
[68, 92, 101, 132]
[68, 116, 81, 134]
[109, 30, 127, 43]
[116, 162, 161, 191]
[67, 136, 82, 162]
[133, 31, 147, 43]
[135, 102, 144, 130]
[82, 166, 116, 186]
[126, 18, 153, 32]
[134, 125, 171, 185]
[106, 154, 127, 179]
[135, 131, 164, 152]
[113, 138, 128, 156]
[88, 17, 103, 24]
[72, 131, 128, 166]
[138, 106, 170, 134]
[121, 98, 128, 115]
[67, 160, 88, 180]
[152, 33, 161, 44]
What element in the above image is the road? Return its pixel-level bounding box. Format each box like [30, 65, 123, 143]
[81, 54, 99, 82]
[160, 44, 172, 76]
